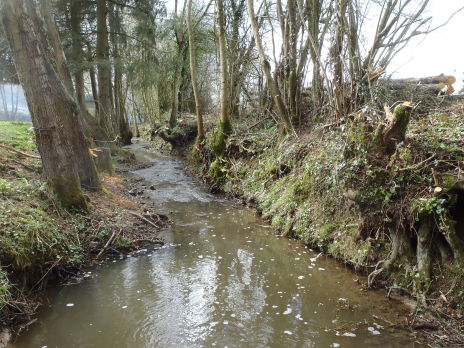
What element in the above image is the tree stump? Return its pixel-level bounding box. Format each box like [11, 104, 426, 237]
[379, 103, 414, 156]
[92, 147, 114, 175]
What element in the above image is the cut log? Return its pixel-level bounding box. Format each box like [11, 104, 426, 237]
[390, 74, 456, 95]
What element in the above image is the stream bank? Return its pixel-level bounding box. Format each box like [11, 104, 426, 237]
[0, 122, 168, 338]
[145, 101, 464, 346]
[14, 142, 425, 348]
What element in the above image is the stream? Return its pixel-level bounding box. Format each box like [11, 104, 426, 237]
[15, 143, 423, 348]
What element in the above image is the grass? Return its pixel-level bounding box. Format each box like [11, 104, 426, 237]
[0, 122, 83, 291]
[0, 121, 35, 152]
[0, 121, 166, 327]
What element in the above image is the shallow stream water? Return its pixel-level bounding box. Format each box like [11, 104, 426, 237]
[15, 143, 423, 348]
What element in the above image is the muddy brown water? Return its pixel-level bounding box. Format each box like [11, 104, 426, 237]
[14, 143, 424, 348]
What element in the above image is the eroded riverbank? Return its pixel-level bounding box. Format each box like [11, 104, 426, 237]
[14, 143, 425, 347]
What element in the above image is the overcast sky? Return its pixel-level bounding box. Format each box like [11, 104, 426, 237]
[172, 0, 464, 90]
[388, 0, 464, 90]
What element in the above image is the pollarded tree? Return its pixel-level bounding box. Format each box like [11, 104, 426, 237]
[1, 0, 90, 208]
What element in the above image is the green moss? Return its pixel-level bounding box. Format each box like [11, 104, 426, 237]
[0, 179, 83, 271]
[211, 119, 232, 157]
[50, 176, 88, 211]
[292, 173, 312, 203]
[111, 148, 136, 164]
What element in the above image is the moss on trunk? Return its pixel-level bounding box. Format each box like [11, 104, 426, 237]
[211, 119, 232, 157]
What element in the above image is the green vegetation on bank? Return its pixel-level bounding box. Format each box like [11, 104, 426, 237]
[154, 101, 464, 320]
[0, 121, 158, 327]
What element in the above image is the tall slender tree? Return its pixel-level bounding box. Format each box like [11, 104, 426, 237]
[187, 0, 205, 141]
[212, 0, 232, 155]
[96, 0, 115, 138]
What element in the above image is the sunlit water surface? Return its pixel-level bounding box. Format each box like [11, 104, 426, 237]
[15, 142, 423, 348]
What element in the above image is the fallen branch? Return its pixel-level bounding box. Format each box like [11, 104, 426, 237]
[0, 144, 40, 159]
[129, 211, 160, 229]
[95, 228, 122, 259]
[30, 257, 63, 291]
[131, 238, 163, 244]
[398, 155, 436, 172]
[11, 159, 39, 171]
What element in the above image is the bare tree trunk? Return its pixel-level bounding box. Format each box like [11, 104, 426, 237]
[246, 0, 292, 131]
[217, 0, 229, 127]
[0, 83, 10, 120]
[38, 0, 75, 95]
[187, 0, 205, 141]
[96, 0, 114, 139]
[210, 0, 233, 157]
[331, 0, 348, 119]
[33, 0, 101, 189]
[110, 5, 132, 145]
[1, 0, 90, 209]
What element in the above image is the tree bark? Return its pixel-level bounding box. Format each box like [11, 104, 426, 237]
[38, 0, 75, 95]
[1, 0, 89, 209]
[34, 0, 101, 190]
[187, 0, 205, 140]
[96, 0, 114, 139]
[246, 0, 292, 131]
[110, 5, 132, 145]
[217, 0, 229, 126]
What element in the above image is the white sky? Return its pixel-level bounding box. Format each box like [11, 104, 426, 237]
[173, 0, 464, 90]
[386, 0, 464, 90]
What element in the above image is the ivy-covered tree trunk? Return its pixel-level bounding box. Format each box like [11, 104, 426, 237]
[1, 0, 89, 209]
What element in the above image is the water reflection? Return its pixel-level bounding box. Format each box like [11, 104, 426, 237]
[15, 146, 422, 348]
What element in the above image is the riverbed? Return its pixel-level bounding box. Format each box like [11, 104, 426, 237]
[15, 143, 423, 347]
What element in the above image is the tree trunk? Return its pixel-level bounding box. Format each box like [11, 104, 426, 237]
[110, 5, 132, 145]
[169, 49, 184, 128]
[187, 0, 205, 141]
[34, 0, 102, 190]
[1, 0, 89, 209]
[89, 62, 99, 114]
[96, 0, 114, 139]
[378, 103, 413, 156]
[217, 0, 229, 127]
[246, 0, 292, 131]
[210, 0, 233, 157]
[415, 216, 433, 295]
[38, 0, 75, 95]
